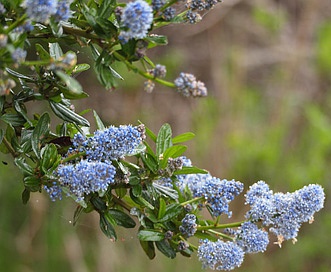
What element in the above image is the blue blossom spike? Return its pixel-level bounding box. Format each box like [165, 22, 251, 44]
[198, 239, 245, 271]
[235, 221, 269, 253]
[11, 48, 27, 64]
[22, 0, 57, 23]
[149, 64, 167, 78]
[54, 160, 116, 202]
[84, 124, 145, 161]
[54, 0, 73, 22]
[44, 182, 63, 201]
[161, 7, 176, 21]
[179, 214, 197, 237]
[151, 0, 165, 11]
[174, 72, 207, 97]
[119, 0, 153, 43]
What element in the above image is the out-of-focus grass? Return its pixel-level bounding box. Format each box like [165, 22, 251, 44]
[1, 0, 331, 271]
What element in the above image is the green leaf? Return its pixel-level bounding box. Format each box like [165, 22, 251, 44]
[158, 198, 167, 220]
[55, 70, 84, 96]
[143, 124, 157, 142]
[140, 153, 158, 173]
[172, 132, 195, 144]
[160, 145, 187, 168]
[31, 112, 50, 158]
[156, 123, 172, 157]
[145, 35, 168, 49]
[40, 143, 61, 174]
[49, 42, 63, 59]
[129, 189, 154, 210]
[23, 176, 41, 192]
[98, 0, 116, 18]
[22, 188, 30, 204]
[72, 63, 90, 74]
[137, 230, 165, 241]
[49, 101, 90, 127]
[174, 166, 208, 175]
[132, 184, 142, 197]
[152, 182, 178, 200]
[35, 43, 51, 60]
[115, 187, 127, 198]
[5, 68, 34, 81]
[0, 129, 3, 144]
[13, 101, 33, 126]
[140, 241, 156, 260]
[99, 213, 117, 240]
[155, 240, 176, 259]
[14, 157, 34, 176]
[0, 113, 26, 126]
[158, 203, 183, 223]
[108, 209, 136, 228]
[0, 96, 5, 112]
[73, 205, 84, 226]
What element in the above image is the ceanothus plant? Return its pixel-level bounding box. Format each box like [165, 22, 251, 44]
[0, 0, 326, 270]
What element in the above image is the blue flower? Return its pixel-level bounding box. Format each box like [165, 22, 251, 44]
[174, 72, 207, 97]
[54, 0, 73, 22]
[235, 221, 269, 253]
[11, 48, 27, 63]
[179, 214, 197, 237]
[198, 239, 245, 270]
[44, 182, 63, 201]
[119, 0, 153, 43]
[22, 0, 57, 23]
[54, 160, 116, 202]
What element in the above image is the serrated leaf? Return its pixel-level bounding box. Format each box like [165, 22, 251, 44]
[49, 42, 63, 59]
[155, 240, 176, 259]
[158, 203, 183, 223]
[172, 132, 195, 144]
[49, 101, 90, 127]
[174, 166, 208, 175]
[108, 209, 136, 228]
[137, 230, 165, 241]
[160, 145, 187, 168]
[99, 214, 117, 240]
[156, 123, 172, 157]
[31, 113, 50, 158]
[140, 240, 156, 259]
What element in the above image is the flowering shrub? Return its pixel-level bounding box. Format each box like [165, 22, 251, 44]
[0, 0, 326, 270]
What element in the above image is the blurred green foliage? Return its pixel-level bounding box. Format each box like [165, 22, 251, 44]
[1, 0, 331, 271]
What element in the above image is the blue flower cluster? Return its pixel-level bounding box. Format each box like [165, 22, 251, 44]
[22, 0, 72, 23]
[11, 48, 27, 64]
[49, 160, 116, 202]
[174, 73, 208, 97]
[179, 214, 197, 237]
[198, 239, 244, 271]
[82, 124, 145, 161]
[245, 181, 325, 242]
[235, 221, 269, 253]
[119, 0, 153, 43]
[185, 0, 221, 24]
[149, 64, 167, 78]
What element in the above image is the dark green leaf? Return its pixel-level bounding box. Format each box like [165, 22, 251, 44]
[153, 182, 178, 200]
[108, 209, 136, 228]
[91, 197, 107, 212]
[22, 188, 30, 204]
[160, 145, 187, 168]
[140, 241, 156, 259]
[93, 110, 106, 130]
[174, 166, 208, 175]
[49, 42, 63, 59]
[14, 101, 33, 126]
[23, 176, 41, 192]
[137, 230, 165, 241]
[155, 240, 176, 259]
[14, 157, 34, 176]
[158, 203, 183, 223]
[0, 113, 26, 126]
[31, 112, 50, 158]
[98, 0, 116, 18]
[143, 124, 157, 142]
[141, 153, 158, 173]
[132, 184, 142, 197]
[172, 132, 195, 144]
[40, 143, 61, 174]
[115, 187, 127, 198]
[145, 35, 168, 49]
[156, 123, 172, 157]
[49, 101, 90, 127]
[99, 214, 117, 240]
[129, 189, 154, 210]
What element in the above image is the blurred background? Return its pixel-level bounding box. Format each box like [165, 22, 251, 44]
[1, 0, 331, 271]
